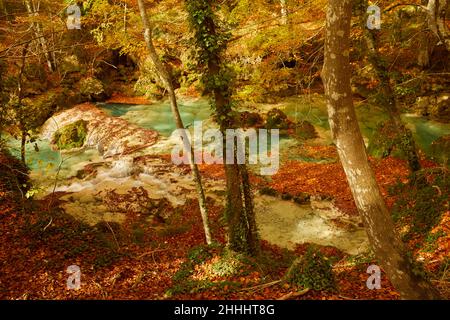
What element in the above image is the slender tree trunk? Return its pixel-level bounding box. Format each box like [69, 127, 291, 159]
[322, 0, 440, 299]
[18, 43, 29, 165]
[24, 0, 54, 72]
[280, 0, 288, 25]
[427, 0, 450, 51]
[361, 3, 421, 172]
[20, 130, 26, 163]
[137, 0, 212, 245]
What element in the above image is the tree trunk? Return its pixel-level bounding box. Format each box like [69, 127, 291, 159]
[185, 0, 259, 255]
[280, 0, 288, 25]
[20, 130, 26, 164]
[361, 4, 421, 172]
[24, 0, 54, 72]
[322, 0, 440, 299]
[427, 0, 450, 51]
[137, 0, 212, 245]
[208, 51, 259, 254]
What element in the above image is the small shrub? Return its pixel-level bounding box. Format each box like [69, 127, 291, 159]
[265, 108, 291, 130]
[259, 186, 278, 197]
[79, 77, 106, 101]
[284, 247, 336, 291]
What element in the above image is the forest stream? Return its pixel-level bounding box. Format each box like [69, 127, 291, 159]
[5, 96, 450, 256]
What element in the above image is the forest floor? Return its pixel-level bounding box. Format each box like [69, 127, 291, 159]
[1, 145, 449, 300]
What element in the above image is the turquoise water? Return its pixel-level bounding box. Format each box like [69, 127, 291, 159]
[5, 136, 101, 182]
[99, 99, 212, 137]
[5, 96, 449, 179]
[402, 115, 450, 154]
[280, 96, 450, 152]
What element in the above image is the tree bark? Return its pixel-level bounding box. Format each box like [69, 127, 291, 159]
[427, 0, 450, 51]
[185, 0, 259, 255]
[207, 48, 259, 255]
[322, 0, 440, 299]
[280, 0, 288, 25]
[20, 130, 26, 163]
[137, 0, 212, 245]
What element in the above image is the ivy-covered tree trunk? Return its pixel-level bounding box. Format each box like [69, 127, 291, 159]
[322, 0, 440, 299]
[137, 0, 212, 245]
[360, 1, 421, 172]
[186, 0, 259, 255]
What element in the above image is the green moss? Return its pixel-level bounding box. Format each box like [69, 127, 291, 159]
[284, 246, 336, 291]
[79, 77, 106, 101]
[390, 168, 449, 235]
[53, 120, 88, 150]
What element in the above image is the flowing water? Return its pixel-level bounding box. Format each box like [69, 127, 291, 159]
[5, 96, 449, 255]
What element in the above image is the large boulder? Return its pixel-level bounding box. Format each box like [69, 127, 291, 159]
[41, 103, 159, 158]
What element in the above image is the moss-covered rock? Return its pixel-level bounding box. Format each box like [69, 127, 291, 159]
[430, 135, 450, 166]
[79, 77, 107, 102]
[414, 95, 450, 123]
[52, 120, 88, 150]
[134, 76, 164, 100]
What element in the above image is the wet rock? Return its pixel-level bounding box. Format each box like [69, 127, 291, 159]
[41, 103, 159, 158]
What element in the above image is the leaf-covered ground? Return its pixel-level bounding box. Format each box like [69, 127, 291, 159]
[0, 151, 448, 300]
